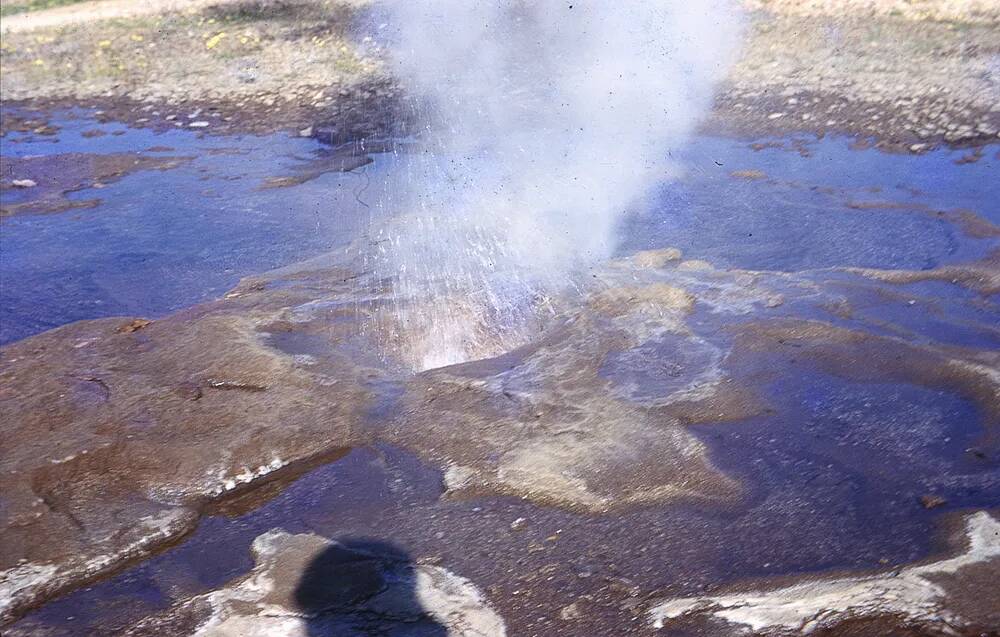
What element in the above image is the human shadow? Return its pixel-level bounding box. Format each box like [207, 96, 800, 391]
[294, 537, 448, 636]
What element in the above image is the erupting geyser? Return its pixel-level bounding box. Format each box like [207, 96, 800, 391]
[368, 0, 743, 370]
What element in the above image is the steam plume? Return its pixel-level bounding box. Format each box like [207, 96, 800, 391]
[368, 1, 742, 370]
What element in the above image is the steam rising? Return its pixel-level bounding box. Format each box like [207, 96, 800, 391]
[368, 1, 742, 370]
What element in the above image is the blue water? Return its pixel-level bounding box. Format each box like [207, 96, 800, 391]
[1, 108, 396, 343]
[5, 110, 999, 637]
[2, 109, 997, 344]
[625, 136, 999, 271]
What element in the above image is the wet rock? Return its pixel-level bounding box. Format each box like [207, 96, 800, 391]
[0, 152, 193, 217]
[649, 512, 1000, 635]
[559, 601, 583, 621]
[631, 247, 683, 269]
[4, 251, 999, 622]
[258, 147, 375, 190]
[920, 494, 947, 510]
[385, 276, 738, 512]
[677, 259, 713, 271]
[11, 179, 36, 188]
[846, 248, 1000, 295]
[121, 530, 506, 637]
[731, 318, 1000, 424]
[443, 464, 476, 492]
[173, 381, 203, 401]
[0, 505, 199, 623]
[0, 295, 370, 620]
[116, 318, 152, 333]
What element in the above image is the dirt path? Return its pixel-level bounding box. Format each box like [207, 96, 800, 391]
[0, 0, 247, 32]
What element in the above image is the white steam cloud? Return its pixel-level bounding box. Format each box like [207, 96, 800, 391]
[367, 1, 743, 370]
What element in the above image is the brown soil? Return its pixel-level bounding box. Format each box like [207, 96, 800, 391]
[1, 1, 997, 150]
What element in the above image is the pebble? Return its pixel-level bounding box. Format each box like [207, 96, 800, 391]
[559, 602, 583, 621]
[189, 121, 210, 128]
[12, 179, 37, 188]
[767, 112, 785, 120]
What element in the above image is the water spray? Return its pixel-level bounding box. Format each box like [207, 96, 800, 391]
[369, 0, 743, 370]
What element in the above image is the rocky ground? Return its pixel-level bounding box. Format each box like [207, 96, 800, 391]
[2, 1, 999, 636]
[1, 0, 998, 150]
[3, 241, 999, 634]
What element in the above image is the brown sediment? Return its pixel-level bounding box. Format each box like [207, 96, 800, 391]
[389, 338, 740, 513]
[0, 197, 102, 217]
[662, 380, 772, 426]
[258, 151, 373, 190]
[588, 283, 695, 318]
[942, 209, 1000, 239]
[116, 318, 152, 333]
[845, 200, 1000, 240]
[730, 319, 1000, 426]
[731, 169, 768, 180]
[630, 247, 684, 269]
[845, 249, 1000, 295]
[0, 152, 192, 217]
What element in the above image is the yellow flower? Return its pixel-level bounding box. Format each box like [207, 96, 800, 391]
[130, 34, 144, 42]
[98, 40, 112, 48]
[205, 32, 227, 50]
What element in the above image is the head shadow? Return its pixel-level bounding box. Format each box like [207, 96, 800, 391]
[293, 536, 447, 636]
